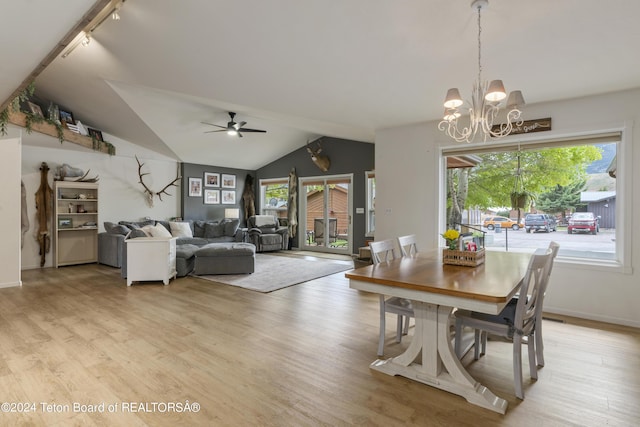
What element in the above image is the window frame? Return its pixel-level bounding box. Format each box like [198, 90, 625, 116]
[439, 127, 632, 274]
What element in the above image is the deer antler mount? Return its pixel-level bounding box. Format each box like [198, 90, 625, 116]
[306, 139, 331, 172]
[136, 155, 181, 207]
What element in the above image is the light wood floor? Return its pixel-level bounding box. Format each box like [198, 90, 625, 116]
[2, 262, 639, 426]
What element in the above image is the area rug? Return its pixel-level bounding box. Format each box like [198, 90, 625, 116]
[194, 253, 354, 293]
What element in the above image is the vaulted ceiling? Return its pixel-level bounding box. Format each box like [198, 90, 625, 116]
[3, 0, 640, 169]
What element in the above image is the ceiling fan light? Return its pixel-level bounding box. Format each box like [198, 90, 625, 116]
[507, 90, 525, 109]
[485, 80, 507, 102]
[227, 129, 238, 136]
[443, 88, 463, 109]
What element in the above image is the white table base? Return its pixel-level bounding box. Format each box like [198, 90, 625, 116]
[370, 302, 507, 414]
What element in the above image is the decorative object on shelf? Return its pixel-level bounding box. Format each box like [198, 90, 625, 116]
[222, 190, 236, 204]
[135, 155, 181, 207]
[189, 177, 202, 197]
[306, 139, 330, 172]
[204, 172, 220, 187]
[54, 163, 99, 182]
[47, 102, 61, 125]
[87, 127, 103, 141]
[221, 173, 236, 188]
[204, 189, 220, 204]
[58, 217, 73, 229]
[59, 108, 75, 128]
[75, 120, 88, 136]
[438, 0, 525, 143]
[28, 101, 44, 117]
[441, 229, 461, 250]
[35, 162, 53, 267]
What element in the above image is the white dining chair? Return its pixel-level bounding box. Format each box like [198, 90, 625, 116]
[369, 239, 414, 357]
[397, 234, 418, 257]
[454, 248, 554, 399]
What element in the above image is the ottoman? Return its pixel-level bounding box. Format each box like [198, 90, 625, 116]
[193, 242, 256, 275]
[176, 244, 200, 277]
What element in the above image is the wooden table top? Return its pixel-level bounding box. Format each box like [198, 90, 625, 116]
[346, 251, 532, 303]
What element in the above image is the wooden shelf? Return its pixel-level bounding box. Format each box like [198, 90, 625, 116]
[8, 110, 115, 155]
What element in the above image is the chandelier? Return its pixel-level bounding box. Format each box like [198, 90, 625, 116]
[438, 0, 525, 143]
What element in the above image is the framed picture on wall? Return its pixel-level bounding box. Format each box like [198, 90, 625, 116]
[204, 172, 220, 187]
[221, 174, 236, 188]
[188, 177, 202, 197]
[221, 190, 236, 204]
[204, 189, 220, 204]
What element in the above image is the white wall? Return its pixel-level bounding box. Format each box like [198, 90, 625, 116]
[375, 89, 640, 328]
[20, 131, 180, 270]
[0, 137, 22, 287]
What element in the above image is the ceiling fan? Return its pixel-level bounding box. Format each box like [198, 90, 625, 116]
[202, 112, 267, 137]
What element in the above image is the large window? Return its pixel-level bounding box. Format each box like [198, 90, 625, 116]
[259, 178, 288, 218]
[442, 132, 625, 267]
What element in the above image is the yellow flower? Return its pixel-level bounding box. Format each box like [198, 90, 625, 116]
[441, 229, 460, 241]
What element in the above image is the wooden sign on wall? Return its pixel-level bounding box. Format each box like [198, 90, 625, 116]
[492, 117, 552, 136]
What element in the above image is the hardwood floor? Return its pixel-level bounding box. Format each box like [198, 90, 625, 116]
[2, 263, 639, 426]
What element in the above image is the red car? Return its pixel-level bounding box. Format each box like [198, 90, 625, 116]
[568, 212, 599, 234]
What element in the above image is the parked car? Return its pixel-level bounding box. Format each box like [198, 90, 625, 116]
[482, 216, 521, 230]
[568, 212, 600, 234]
[524, 213, 557, 233]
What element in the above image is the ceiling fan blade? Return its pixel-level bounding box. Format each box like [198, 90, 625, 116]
[238, 128, 267, 133]
[234, 121, 247, 131]
[204, 129, 227, 133]
[238, 131, 244, 138]
[201, 121, 227, 130]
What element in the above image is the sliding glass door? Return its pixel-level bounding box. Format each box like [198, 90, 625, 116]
[299, 174, 353, 255]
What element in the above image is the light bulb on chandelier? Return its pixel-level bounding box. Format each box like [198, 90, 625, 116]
[438, 0, 525, 143]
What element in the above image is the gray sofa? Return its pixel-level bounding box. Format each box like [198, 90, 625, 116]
[98, 218, 251, 277]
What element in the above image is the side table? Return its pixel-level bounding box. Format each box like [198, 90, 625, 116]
[126, 237, 177, 286]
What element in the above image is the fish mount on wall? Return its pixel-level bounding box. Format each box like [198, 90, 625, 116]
[135, 155, 181, 207]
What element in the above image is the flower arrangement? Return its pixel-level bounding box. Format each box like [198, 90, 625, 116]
[441, 229, 460, 250]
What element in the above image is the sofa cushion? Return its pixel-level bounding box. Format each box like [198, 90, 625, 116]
[193, 220, 208, 238]
[156, 220, 171, 232]
[176, 237, 209, 246]
[120, 219, 155, 229]
[142, 223, 172, 238]
[104, 221, 131, 235]
[127, 228, 148, 239]
[170, 221, 193, 238]
[204, 222, 225, 238]
[195, 242, 255, 257]
[222, 218, 240, 237]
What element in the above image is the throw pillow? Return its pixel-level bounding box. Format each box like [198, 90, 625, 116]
[127, 228, 148, 239]
[193, 220, 208, 238]
[204, 222, 225, 238]
[222, 218, 240, 237]
[110, 224, 131, 235]
[170, 221, 193, 238]
[142, 223, 172, 238]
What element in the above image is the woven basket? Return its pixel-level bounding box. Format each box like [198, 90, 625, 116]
[442, 248, 485, 267]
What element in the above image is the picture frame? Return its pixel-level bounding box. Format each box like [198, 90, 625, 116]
[204, 172, 220, 187]
[27, 101, 43, 117]
[221, 190, 236, 204]
[204, 189, 220, 204]
[58, 217, 73, 229]
[221, 173, 236, 188]
[59, 109, 75, 126]
[87, 128, 103, 142]
[188, 177, 202, 197]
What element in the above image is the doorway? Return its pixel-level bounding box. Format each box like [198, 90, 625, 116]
[299, 174, 353, 255]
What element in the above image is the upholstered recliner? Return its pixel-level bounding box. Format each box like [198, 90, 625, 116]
[247, 215, 289, 252]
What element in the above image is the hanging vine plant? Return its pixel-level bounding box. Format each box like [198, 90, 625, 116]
[510, 152, 533, 210]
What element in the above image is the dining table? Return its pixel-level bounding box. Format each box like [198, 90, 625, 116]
[346, 250, 532, 414]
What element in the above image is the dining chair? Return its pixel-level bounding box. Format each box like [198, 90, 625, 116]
[397, 234, 418, 257]
[454, 248, 554, 399]
[473, 241, 560, 366]
[369, 239, 414, 357]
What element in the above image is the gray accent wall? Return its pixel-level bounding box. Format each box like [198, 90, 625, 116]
[256, 137, 374, 252]
[180, 163, 254, 224]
